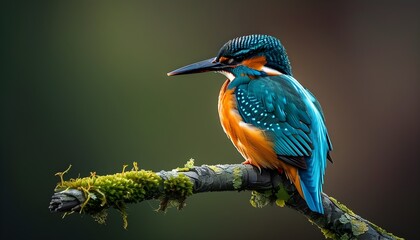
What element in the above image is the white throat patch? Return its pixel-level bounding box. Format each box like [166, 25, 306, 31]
[217, 71, 235, 81]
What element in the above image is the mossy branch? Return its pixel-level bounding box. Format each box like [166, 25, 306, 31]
[49, 161, 402, 239]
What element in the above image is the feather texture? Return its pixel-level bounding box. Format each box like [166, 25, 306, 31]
[168, 34, 332, 214]
[219, 74, 331, 214]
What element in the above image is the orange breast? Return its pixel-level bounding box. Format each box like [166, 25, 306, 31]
[218, 80, 304, 198]
[218, 80, 279, 169]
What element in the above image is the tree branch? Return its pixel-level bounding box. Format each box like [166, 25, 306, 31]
[49, 162, 402, 239]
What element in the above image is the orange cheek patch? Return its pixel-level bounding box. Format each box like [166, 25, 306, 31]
[219, 56, 229, 63]
[242, 56, 267, 70]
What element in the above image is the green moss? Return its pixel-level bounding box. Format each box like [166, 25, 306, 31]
[249, 190, 272, 208]
[56, 162, 196, 227]
[249, 184, 291, 209]
[208, 165, 222, 173]
[232, 167, 242, 190]
[321, 228, 338, 239]
[339, 213, 368, 236]
[163, 173, 193, 199]
[55, 162, 162, 228]
[176, 158, 195, 172]
[116, 202, 128, 229]
[351, 219, 368, 236]
[184, 158, 195, 168]
[274, 183, 290, 207]
[331, 197, 404, 239]
[333, 198, 369, 237]
[161, 173, 194, 211]
[338, 213, 350, 224]
[91, 209, 108, 225]
[329, 197, 356, 216]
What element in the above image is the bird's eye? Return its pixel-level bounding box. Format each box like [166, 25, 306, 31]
[218, 56, 237, 65]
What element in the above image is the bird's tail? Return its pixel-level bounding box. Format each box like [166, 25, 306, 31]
[300, 178, 324, 214]
[284, 166, 324, 214]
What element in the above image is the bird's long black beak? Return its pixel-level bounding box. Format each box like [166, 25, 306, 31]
[167, 57, 227, 76]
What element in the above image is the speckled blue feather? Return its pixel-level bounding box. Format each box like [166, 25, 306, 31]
[233, 74, 331, 214]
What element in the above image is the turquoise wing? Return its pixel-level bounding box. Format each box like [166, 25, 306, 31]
[234, 75, 314, 169]
[234, 74, 331, 214]
[306, 88, 333, 157]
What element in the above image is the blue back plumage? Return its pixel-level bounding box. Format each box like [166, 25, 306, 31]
[234, 74, 331, 214]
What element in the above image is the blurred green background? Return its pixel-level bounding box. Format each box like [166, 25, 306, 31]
[1, 0, 419, 239]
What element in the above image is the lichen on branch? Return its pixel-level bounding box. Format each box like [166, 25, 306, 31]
[49, 161, 403, 239]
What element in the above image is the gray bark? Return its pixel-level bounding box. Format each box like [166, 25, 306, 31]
[49, 164, 402, 240]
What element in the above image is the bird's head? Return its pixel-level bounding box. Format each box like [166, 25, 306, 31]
[167, 34, 292, 81]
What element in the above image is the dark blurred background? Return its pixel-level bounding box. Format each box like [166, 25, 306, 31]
[1, 1, 419, 239]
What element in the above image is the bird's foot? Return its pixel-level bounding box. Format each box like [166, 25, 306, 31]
[242, 159, 252, 165]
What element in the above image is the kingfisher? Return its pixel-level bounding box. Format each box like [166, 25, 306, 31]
[167, 34, 332, 214]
